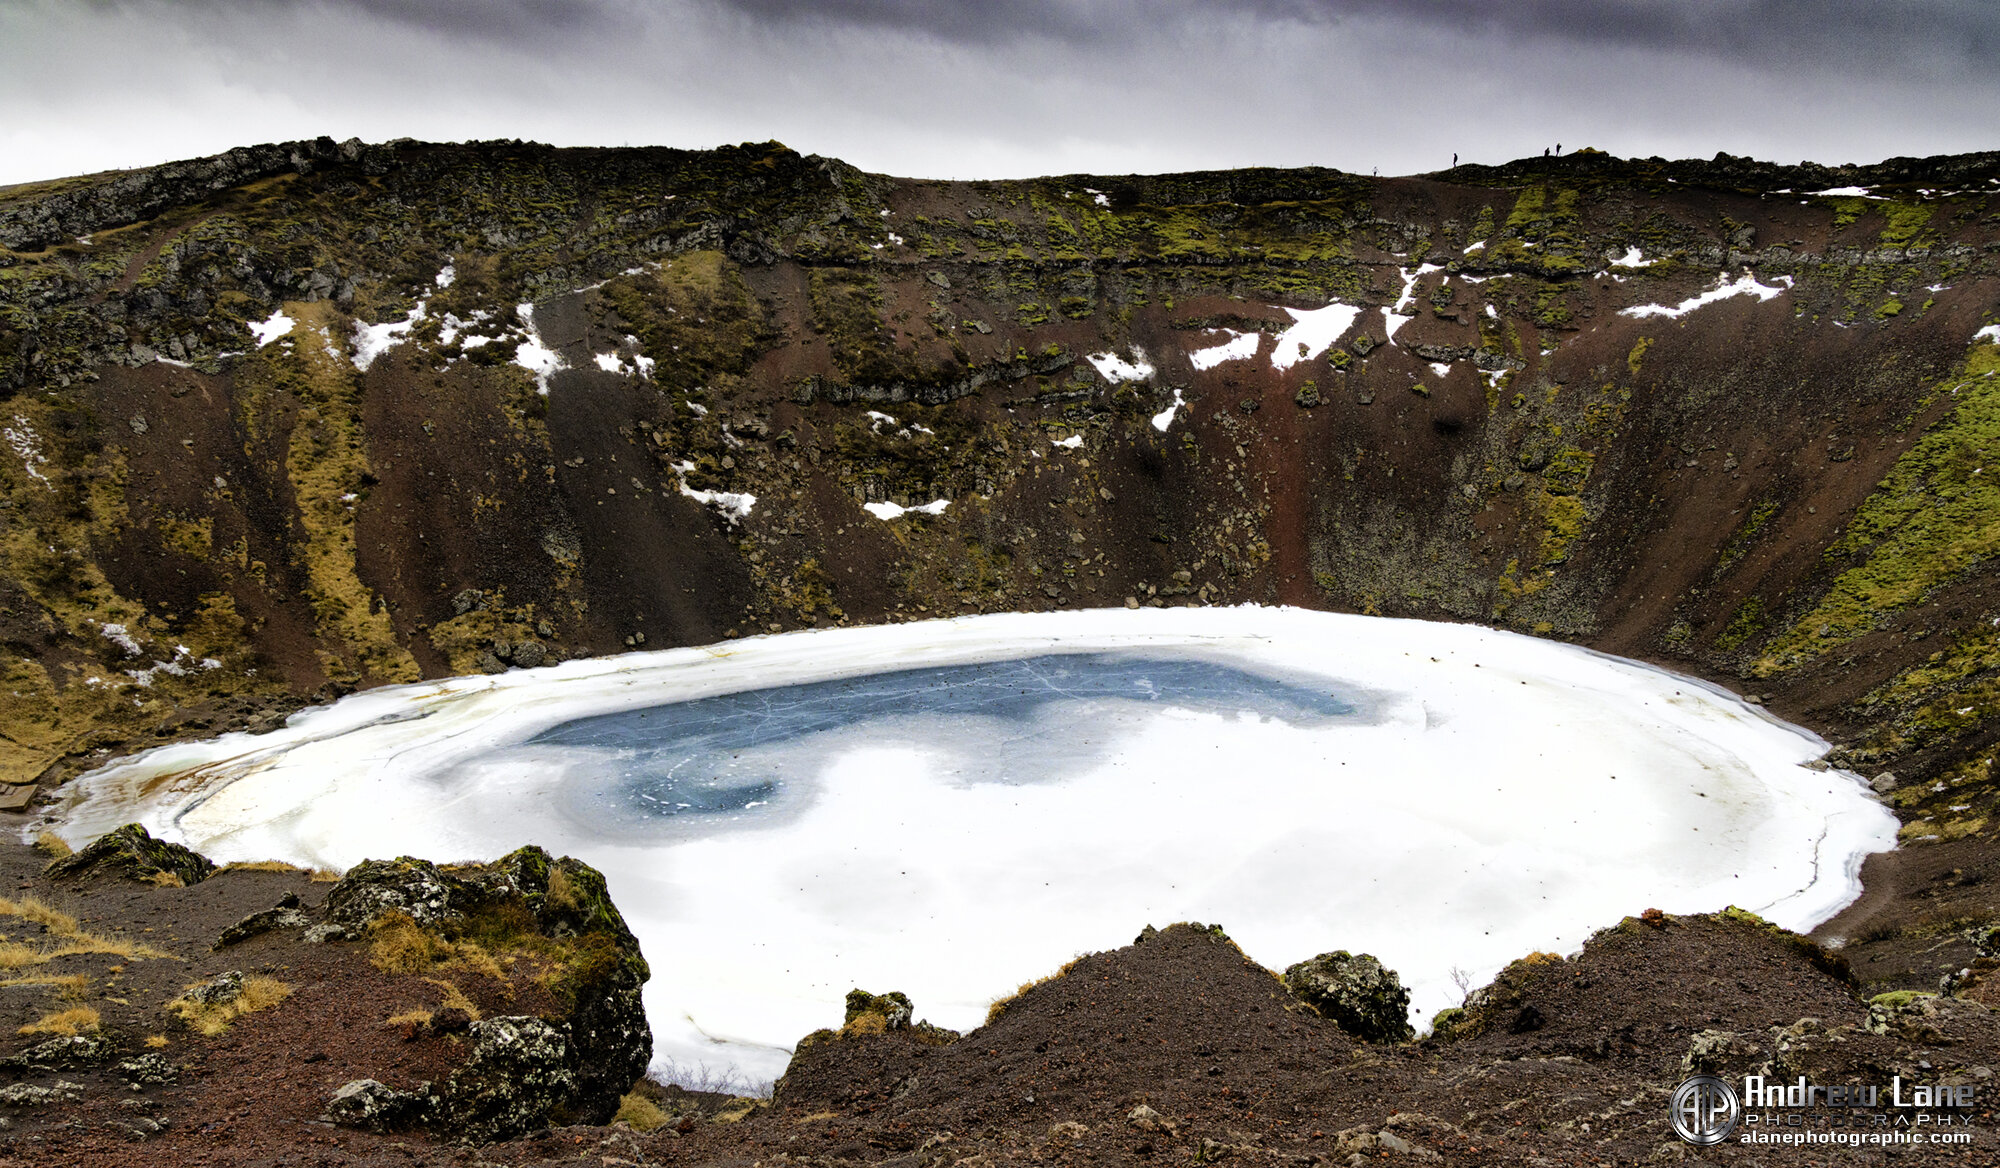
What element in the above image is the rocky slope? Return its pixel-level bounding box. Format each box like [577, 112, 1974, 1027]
[4, 138, 2000, 1159]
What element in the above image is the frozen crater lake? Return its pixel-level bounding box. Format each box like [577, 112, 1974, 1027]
[44, 607, 1896, 1085]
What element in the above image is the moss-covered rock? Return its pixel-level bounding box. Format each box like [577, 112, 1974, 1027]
[319, 845, 650, 1140]
[1282, 950, 1414, 1043]
[44, 823, 215, 886]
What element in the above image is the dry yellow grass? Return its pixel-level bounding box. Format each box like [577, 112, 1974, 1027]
[615, 1091, 671, 1131]
[368, 912, 514, 989]
[448, 939, 508, 982]
[422, 977, 481, 1020]
[0, 973, 90, 999]
[144, 1035, 169, 1049]
[30, 831, 71, 859]
[384, 1007, 434, 1027]
[0, 894, 79, 936]
[166, 975, 292, 1036]
[984, 956, 1084, 1026]
[368, 911, 453, 973]
[0, 941, 45, 972]
[0, 894, 170, 961]
[19, 1005, 99, 1037]
[46, 935, 170, 961]
[547, 864, 580, 911]
[309, 868, 341, 883]
[219, 860, 306, 874]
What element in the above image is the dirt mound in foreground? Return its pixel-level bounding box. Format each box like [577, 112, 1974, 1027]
[13, 819, 1997, 1168]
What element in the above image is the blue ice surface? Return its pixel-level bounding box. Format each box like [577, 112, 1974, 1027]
[513, 652, 1366, 834]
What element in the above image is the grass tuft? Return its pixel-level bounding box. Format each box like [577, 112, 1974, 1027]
[422, 977, 482, 1020]
[368, 910, 453, 973]
[615, 1091, 672, 1131]
[167, 975, 291, 1036]
[19, 1005, 99, 1037]
[219, 860, 306, 874]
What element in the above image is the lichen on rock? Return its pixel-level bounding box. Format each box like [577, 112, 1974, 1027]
[1282, 950, 1416, 1043]
[317, 844, 651, 1140]
[44, 822, 215, 886]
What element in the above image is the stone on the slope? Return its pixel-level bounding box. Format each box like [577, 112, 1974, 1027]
[179, 970, 245, 1008]
[323, 856, 459, 928]
[116, 1054, 180, 1089]
[45, 823, 215, 886]
[0, 1035, 118, 1071]
[429, 1017, 578, 1144]
[325, 1079, 431, 1132]
[1284, 950, 1416, 1043]
[214, 906, 312, 949]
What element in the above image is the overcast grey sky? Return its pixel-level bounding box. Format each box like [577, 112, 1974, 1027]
[2, 0, 1995, 187]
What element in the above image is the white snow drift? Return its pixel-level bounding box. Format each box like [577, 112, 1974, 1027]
[863, 499, 950, 520]
[40, 607, 1894, 1088]
[1620, 272, 1793, 320]
[1085, 349, 1154, 383]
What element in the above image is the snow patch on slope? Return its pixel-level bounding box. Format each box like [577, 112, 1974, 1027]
[1619, 272, 1793, 320]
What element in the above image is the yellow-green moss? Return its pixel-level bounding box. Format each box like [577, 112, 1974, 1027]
[1756, 344, 2000, 674]
[262, 301, 419, 685]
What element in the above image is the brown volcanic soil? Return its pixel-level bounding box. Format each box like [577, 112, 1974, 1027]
[0, 842, 563, 1166]
[6, 838, 2000, 1166]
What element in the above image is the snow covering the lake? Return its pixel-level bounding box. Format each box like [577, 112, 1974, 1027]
[1189, 330, 1259, 371]
[247, 310, 295, 347]
[863, 499, 950, 520]
[43, 607, 1894, 1088]
[1270, 302, 1361, 371]
[1619, 272, 1792, 320]
[1085, 349, 1154, 383]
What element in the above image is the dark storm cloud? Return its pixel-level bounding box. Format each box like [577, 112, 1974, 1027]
[10, 0, 1997, 187]
[708, 0, 1998, 74]
[82, 0, 618, 40]
[70, 0, 2000, 73]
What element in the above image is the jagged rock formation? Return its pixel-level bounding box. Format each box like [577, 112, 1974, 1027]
[43, 822, 215, 885]
[314, 846, 653, 1137]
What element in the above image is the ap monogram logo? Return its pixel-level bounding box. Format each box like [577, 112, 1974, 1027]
[1670, 1075, 1743, 1145]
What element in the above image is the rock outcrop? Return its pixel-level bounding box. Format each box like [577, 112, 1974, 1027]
[44, 823, 215, 886]
[1283, 950, 1415, 1043]
[317, 846, 651, 1141]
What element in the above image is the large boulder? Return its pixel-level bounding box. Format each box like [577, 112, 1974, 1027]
[323, 856, 459, 928]
[44, 823, 215, 886]
[430, 1017, 580, 1144]
[319, 845, 651, 1140]
[1283, 950, 1415, 1043]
